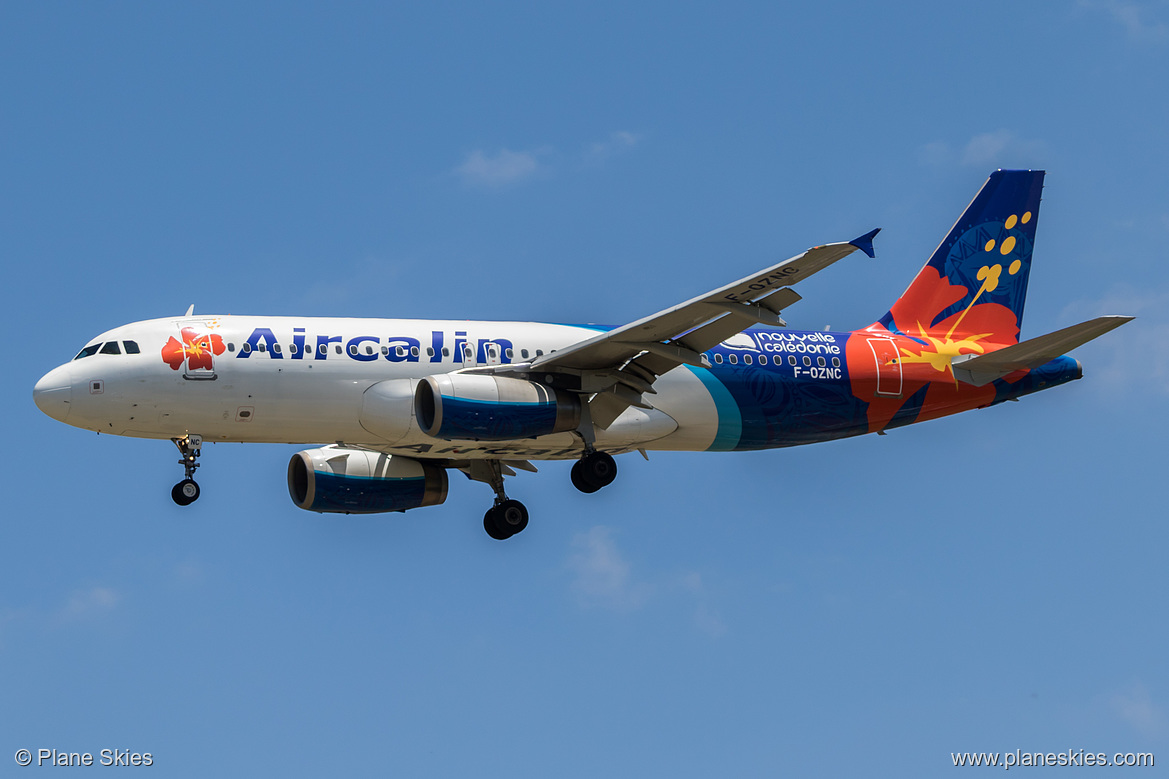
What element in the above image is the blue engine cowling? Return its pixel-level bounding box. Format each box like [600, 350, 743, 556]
[288, 446, 448, 514]
[415, 374, 582, 441]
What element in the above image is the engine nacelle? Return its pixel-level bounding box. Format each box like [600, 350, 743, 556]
[288, 446, 447, 514]
[415, 374, 581, 441]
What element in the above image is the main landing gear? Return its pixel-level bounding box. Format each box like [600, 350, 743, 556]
[466, 449, 618, 541]
[571, 450, 617, 494]
[484, 499, 529, 541]
[171, 434, 202, 506]
[468, 460, 529, 540]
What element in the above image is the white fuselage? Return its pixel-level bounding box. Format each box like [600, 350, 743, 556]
[34, 315, 724, 459]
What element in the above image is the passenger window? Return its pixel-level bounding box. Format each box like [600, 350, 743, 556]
[273, 344, 282, 354]
[788, 355, 796, 366]
[505, 348, 513, 359]
[536, 349, 543, 357]
[290, 344, 298, 355]
[335, 345, 342, 354]
[100, 342, 121, 355]
[227, 343, 235, 353]
[349, 345, 358, 356]
[396, 346, 406, 357]
[773, 355, 781, 365]
[365, 345, 374, 355]
[803, 356, 811, 366]
[426, 347, 434, 357]
[123, 340, 140, 354]
[74, 344, 101, 360]
[744, 354, 753, 365]
[817, 356, 826, 367]
[381, 346, 389, 355]
[521, 349, 529, 359]
[832, 357, 840, 367]
[411, 346, 419, 357]
[243, 343, 252, 354]
[729, 354, 738, 365]
[258, 343, 267, 353]
[442, 348, 450, 357]
[714, 353, 723, 364]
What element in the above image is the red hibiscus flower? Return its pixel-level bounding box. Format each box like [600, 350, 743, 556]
[161, 328, 226, 371]
[847, 266, 1024, 433]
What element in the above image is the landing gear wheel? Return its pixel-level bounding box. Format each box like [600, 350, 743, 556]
[172, 479, 200, 506]
[498, 499, 529, 534]
[571, 461, 600, 494]
[484, 508, 510, 540]
[573, 451, 617, 493]
[483, 499, 529, 540]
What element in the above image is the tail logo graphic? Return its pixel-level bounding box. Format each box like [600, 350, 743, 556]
[896, 214, 1030, 381]
[851, 167, 1045, 435]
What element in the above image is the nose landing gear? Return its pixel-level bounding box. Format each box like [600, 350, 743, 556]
[171, 434, 203, 506]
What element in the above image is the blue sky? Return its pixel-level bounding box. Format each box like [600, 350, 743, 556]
[3, 2, 1167, 775]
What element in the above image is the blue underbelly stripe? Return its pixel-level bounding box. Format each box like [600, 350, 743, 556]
[687, 366, 742, 451]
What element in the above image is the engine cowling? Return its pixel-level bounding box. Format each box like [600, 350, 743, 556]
[415, 374, 581, 441]
[288, 446, 447, 514]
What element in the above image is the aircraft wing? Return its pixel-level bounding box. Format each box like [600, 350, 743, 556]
[509, 229, 880, 426]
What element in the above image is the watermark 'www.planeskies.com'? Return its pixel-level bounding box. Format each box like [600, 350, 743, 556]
[952, 749, 1153, 769]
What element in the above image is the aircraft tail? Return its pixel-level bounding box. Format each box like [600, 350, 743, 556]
[877, 170, 1045, 345]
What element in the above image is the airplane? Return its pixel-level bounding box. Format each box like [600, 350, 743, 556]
[33, 170, 1132, 540]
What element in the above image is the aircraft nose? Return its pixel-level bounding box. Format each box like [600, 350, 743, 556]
[34, 366, 73, 422]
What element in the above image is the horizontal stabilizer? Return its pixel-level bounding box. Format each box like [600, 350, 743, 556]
[951, 315, 1134, 386]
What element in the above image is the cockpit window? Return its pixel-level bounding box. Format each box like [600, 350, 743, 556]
[123, 340, 140, 354]
[100, 342, 121, 355]
[74, 344, 101, 360]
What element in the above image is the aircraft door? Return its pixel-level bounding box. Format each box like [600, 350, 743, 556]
[171, 322, 223, 380]
[483, 341, 503, 366]
[865, 337, 902, 396]
[457, 338, 477, 368]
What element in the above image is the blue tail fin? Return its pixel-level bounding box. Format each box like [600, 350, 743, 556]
[878, 170, 1045, 344]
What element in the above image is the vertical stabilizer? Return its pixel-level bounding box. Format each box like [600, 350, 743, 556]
[877, 170, 1045, 345]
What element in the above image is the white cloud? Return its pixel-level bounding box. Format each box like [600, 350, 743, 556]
[455, 148, 544, 188]
[919, 131, 1045, 169]
[567, 526, 652, 611]
[59, 585, 119, 622]
[173, 559, 205, 585]
[1060, 284, 1169, 395]
[586, 130, 641, 160]
[1111, 683, 1169, 738]
[961, 131, 1015, 166]
[1081, 0, 1169, 42]
[918, 141, 952, 166]
[566, 527, 725, 634]
[679, 572, 726, 636]
[962, 131, 1045, 167]
[454, 131, 642, 189]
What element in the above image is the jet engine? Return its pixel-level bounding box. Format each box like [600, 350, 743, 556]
[288, 446, 447, 514]
[415, 374, 581, 441]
